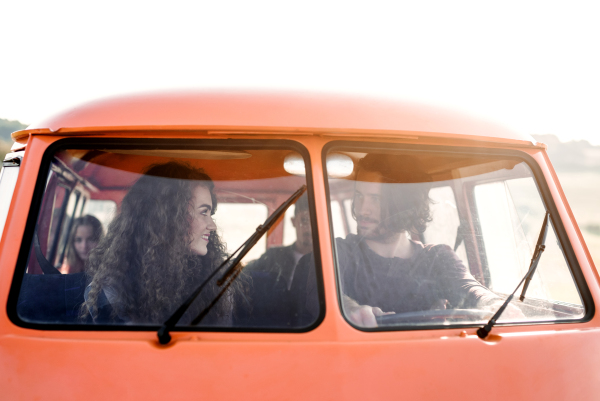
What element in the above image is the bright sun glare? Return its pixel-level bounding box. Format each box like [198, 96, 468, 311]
[1, 1, 599, 144]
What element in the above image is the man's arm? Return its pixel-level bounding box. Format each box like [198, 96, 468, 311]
[430, 245, 524, 318]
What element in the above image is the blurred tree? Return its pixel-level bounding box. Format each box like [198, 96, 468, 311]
[0, 118, 27, 158]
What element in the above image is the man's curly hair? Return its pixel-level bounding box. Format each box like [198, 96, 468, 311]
[352, 153, 433, 234]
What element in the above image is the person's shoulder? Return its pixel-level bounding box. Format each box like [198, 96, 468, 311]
[271, 244, 295, 256]
[420, 242, 462, 262]
[261, 244, 295, 261]
[246, 244, 294, 270]
[334, 235, 364, 263]
[335, 234, 359, 249]
[422, 242, 452, 253]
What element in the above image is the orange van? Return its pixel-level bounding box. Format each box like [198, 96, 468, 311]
[1, 91, 598, 400]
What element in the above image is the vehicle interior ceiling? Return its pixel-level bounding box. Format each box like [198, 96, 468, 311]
[49, 149, 308, 252]
[58, 148, 524, 203]
[329, 151, 524, 214]
[336, 151, 522, 181]
[62, 149, 305, 199]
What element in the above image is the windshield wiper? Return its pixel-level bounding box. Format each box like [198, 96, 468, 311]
[477, 211, 550, 340]
[157, 185, 307, 345]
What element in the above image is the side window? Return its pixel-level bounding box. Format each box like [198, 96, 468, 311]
[85, 199, 117, 231]
[423, 186, 468, 264]
[12, 144, 322, 332]
[33, 174, 90, 273]
[46, 184, 70, 264]
[474, 178, 582, 309]
[329, 179, 356, 239]
[51, 189, 81, 267]
[215, 202, 268, 261]
[282, 204, 299, 246]
[330, 200, 347, 238]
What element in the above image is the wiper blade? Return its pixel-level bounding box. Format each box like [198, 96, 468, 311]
[519, 212, 550, 301]
[157, 185, 307, 344]
[215, 185, 307, 287]
[477, 211, 550, 340]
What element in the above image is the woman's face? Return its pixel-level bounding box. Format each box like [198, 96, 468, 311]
[189, 185, 217, 256]
[73, 225, 98, 262]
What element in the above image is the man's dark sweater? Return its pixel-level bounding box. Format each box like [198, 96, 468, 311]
[298, 234, 500, 322]
[337, 235, 499, 313]
[243, 244, 305, 328]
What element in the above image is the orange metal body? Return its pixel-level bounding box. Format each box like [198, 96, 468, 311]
[1, 92, 598, 400]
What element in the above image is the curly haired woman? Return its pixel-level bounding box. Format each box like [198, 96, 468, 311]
[82, 161, 245, 326]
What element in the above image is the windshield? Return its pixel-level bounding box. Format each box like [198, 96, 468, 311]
[14, 142, 322, 331]
[325, 146, 585, 330]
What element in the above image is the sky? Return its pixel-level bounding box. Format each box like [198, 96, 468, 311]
[1, 1, 599, 144]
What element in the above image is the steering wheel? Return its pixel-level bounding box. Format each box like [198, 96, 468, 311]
[376, 309, 492, 325]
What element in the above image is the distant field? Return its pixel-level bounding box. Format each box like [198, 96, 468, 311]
[0, 141, 10, 158]
[554, 171, 600, 266]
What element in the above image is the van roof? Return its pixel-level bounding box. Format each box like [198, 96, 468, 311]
[12, 91, 537, 146]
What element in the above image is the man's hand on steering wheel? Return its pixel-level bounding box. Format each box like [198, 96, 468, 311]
[343, 296, 394, 327]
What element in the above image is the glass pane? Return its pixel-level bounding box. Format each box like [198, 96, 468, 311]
[46, 184, 69, 261]
[423, 186, 469, 270]
[475, 178, 582, 309]
[215, 203, 268, 262]
[326, 149, 584, 330]
[282, 205, 297, 247]
[15, 146, 320, 330]
[330, 200, 346, 238]
[52, 190, 80, 267]
[85, 199, 117, 231]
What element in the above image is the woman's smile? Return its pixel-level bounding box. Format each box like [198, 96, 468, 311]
[189, 185, 217, 255]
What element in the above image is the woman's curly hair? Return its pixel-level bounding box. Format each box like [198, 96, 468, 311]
[82, 161, 244, 325]
[352, 153, 433, 234]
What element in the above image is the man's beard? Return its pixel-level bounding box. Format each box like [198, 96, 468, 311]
[297, 233, 313, 252]
[356, 217, 397, 244]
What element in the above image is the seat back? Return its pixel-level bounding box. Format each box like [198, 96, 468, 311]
[17, 272, 87, 323]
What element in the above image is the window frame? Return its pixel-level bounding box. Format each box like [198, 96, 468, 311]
[7, 137, 325, 333]
[322, 140, 594, 332]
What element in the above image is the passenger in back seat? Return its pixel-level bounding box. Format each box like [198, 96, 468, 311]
[81, 162, 248, 326]
[59, 215, 103, 274]
[244, 195, 313, 327]
[247, 195, 312, 288]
